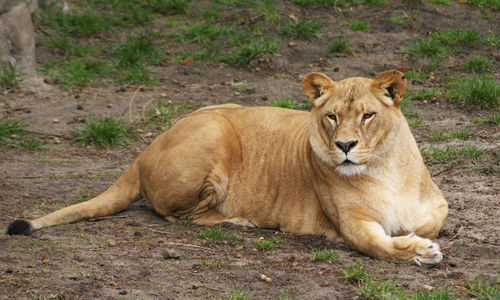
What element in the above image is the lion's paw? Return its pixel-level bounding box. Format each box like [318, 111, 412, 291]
[413, 237, 442, 266]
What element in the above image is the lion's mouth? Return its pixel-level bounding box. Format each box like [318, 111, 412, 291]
[341, 159, 356, 165]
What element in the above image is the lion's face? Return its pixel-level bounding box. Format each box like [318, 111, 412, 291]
[304, 70, 407, 176]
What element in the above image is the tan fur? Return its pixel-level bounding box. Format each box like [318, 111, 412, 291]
[14, 70, 448, 265]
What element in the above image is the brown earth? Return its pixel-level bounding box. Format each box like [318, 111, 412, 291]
[0, 1, 499, 299]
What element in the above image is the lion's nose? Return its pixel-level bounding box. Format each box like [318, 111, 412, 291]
[335, 140, 358, 154]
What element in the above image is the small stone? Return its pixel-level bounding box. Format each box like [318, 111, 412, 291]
[10, 134, 19, 139]
[259, 274, 272, 283]
[168, 100, 172, 105]
[108, 281, 118, 287]
[108, 241, 118, 247]
[234, 253, 242, 258]
[333, 67, 339, 72]
[160, 92, 167, 98]
[136, 129, 144, 133]
[54, 138, 61, 144]
[438, 116, 444, 120]
[53, 119, 60, 124]
[289, 14, 299, 23]
[107, 103, 113, 108]
[144, 132, 153, 138]
[252, 248, 258, 252]
[320, 281, 329, 287]
[423, 100, 428, 104]
[77, 104, 84, 110]
[288, 41, 296, 47]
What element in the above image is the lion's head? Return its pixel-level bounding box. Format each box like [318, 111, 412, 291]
[303, 70, 408, 176]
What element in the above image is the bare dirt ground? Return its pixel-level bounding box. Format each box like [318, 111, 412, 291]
[0, 1, 499, 299]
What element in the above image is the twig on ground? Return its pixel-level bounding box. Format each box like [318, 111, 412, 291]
[89, 215, 130, 222]
[128, 86, 144, 123]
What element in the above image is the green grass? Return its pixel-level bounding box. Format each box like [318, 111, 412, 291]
[270, 98, 299, 109]
[74, 116, 130, 148]
[448, 128, 471, 139]
[327, 38, 351, 53]
[405, 37, 450, 58]
[48, 36, 99, 57]
[40, 5, 112, 36]
[146, 0, 191, 14]
[222, 290, 250, 300]
[253, 236, 281, 250]
[408, 287, 456, 299]
[225, 38, 280, 66]
[406, 27, 480, 58]
[423, 144, 485, 165]
[18, 138, 44, 150]
[464, 56, 493, 74]
[289, 0, 336, 5]
[342, 261, 459, 299]
[466, 278, 500, 299]
[461, 0, 500, 9]
[390, 16, 405, 26]
[423, 145, 458, 164]
[341, 261, 374, 285]
[281, 19, 322, 40]
[473, 112, 500, 125]
[194, 227, 243, 242]
[432, 27, 480, 47]
[0, 120, 44, 150]
[426, 130, 447, 142]
[116, 32, 165, 67]
[348, 20, 370, 32]
[404, 69, 429, 80]
[429, 0, 452, 4]
[462, 144, 484, 162]
[1, 63, 21, 93]
[311, 249, 339, 262]
[0, 119, 24, 145]
[447, 76, 499, 109]
[50, 58, 109, 89]
[172, 23, 234, 44]
[485, 33, 500, 47]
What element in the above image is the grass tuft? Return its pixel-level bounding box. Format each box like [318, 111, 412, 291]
[0, 119, 24, 145]
[448, 129, 471, 139]
[348, 20, 370, 32]
[464, 56, 493, 74]
[473, 112, 500, 125]
[40, 6, 112, 36]
[466, 278, 500, 299]
[222, 290, 250, 300]
[311, 249, 339, 262]
[51, 58, 108, 89]
[447, 76, 499, 109]
[1, 63, 21, 92]
[426, 130, 447, 142]
[146, 0, 191, 14]
[194, 227, 243, 242]
[253, 236, 281, 250]
[281, 19, 322, 40]
[74, 116, 130, 148]
[270, 98, 299, 109]
[327, 38, 351, 53]
[116, 32, 165, 67]
[225, 38, 280, 66]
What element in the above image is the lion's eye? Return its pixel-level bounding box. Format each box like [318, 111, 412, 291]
[363, 112, 375, 120]
[327, 114, 337, 122]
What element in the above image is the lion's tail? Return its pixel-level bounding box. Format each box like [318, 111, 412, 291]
[7, 161, 141, 235]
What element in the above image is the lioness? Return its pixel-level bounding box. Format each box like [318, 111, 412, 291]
[7, 70, 448, 265]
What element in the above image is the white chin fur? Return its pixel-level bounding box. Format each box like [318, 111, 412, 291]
[335, 163, 367, 176]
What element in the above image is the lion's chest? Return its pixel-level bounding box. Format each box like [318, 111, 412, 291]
[354, 179, 425, 236]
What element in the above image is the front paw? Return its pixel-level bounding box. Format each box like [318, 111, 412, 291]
[413, 237, 442, 266]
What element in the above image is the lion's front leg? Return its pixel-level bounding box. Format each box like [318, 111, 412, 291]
[340, 219, 442, 265]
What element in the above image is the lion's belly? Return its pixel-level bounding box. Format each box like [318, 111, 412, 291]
[217, 177, 330, 236]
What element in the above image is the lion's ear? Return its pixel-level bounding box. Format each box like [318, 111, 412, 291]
[371, 70, 407, 107]
[302, 72, 336, 107]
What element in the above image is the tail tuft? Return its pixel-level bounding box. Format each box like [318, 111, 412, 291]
[7, 219, 33, 235]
